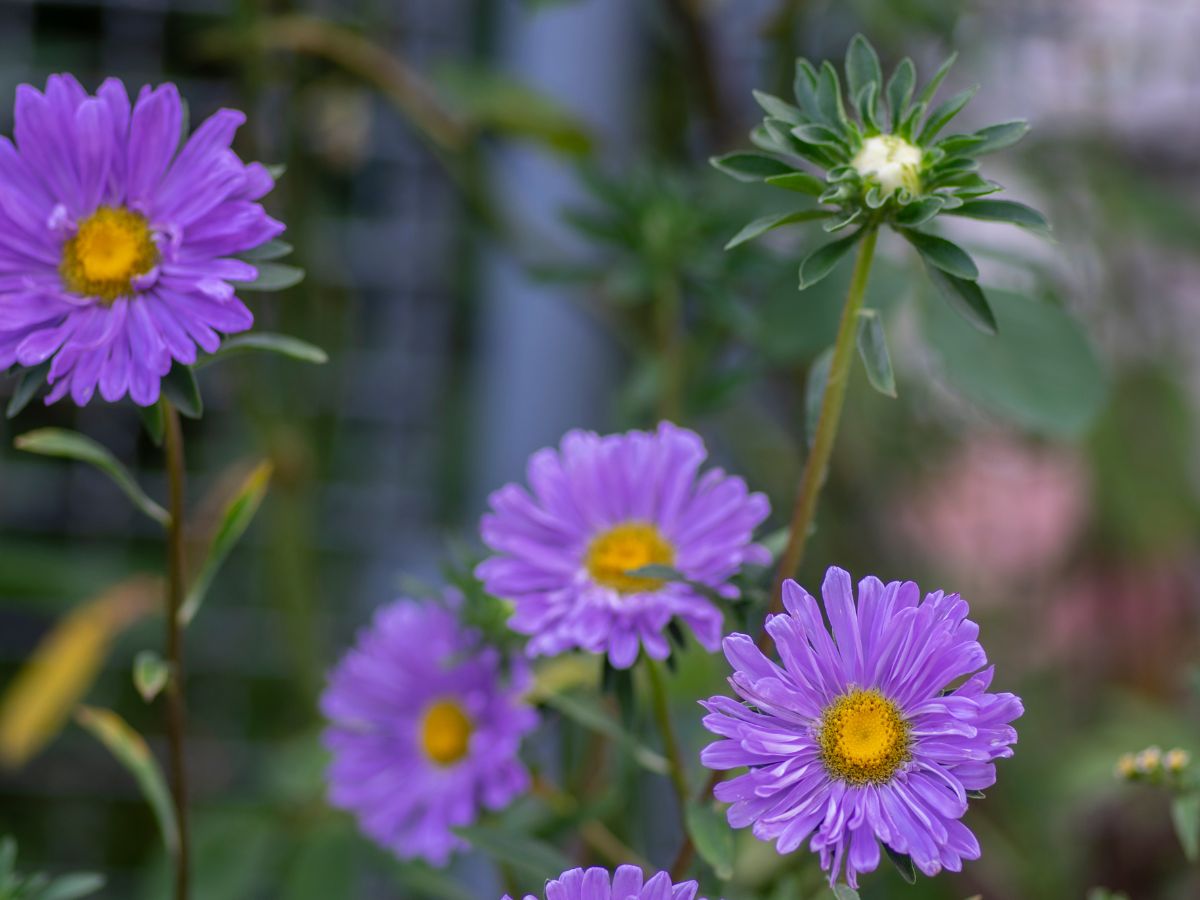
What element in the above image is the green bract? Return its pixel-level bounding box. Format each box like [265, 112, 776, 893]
[713, 34, 1050, 334]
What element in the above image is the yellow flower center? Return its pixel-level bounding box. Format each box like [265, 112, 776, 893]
[818, 688, 910, 785]
[419, 699, 473, 766]
[60, 206, 158, 303]
[585, 522, 675, 594]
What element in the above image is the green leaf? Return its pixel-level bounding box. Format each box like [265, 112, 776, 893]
[885, 845, 918, 884]
[1172, 792, 1200, 862]
[39, 873, 106, 900]
[710, 152, 795, 183]
[855, 309, 897, 397]
[14, 428, 170, 526]
[972, 119, 1030, 154]
[946, 199, 1051, 234]
[765, 171, 826, 196]
[752, 90, 805, 125]
[886, 58, 916, 130]
[895, 197, 944, 227]
[6, 362, 49, 418]
[162, 364, 202, 419]
[920, 288, 1107, 437]
[265, 163, 286, 180]
[805, 348, 833, 451]
[75, 705, 179, 858]
[926, 266, 996, 334]
[234, 262, 305, 292]
[138, 400, 165, 446]
[724, 210, 831, 249]
[903, 230, 980, 280]
[453, 824, 574, 885]
[845, 34, 883, 104]
[237, 239, 293, 262]
[686, 802, 735, 880]
[918, 85, 979, 144]
[537, 690, 669, 775]
[180, 461, 272, 625]
[792, 123, 846, 150]
[133, 650, 170, 703]
[832, 886, 861, 900]
[916, 51, 959, 108]
[815, 61, 847, 129]
[798, 229, 864, 289]
[201, 333, 329, 368]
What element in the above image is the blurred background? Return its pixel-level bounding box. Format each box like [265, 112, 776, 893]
[0, 0, 1198, 898]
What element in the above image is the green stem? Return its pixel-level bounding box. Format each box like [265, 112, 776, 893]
[163, 402, 190, 900]
[765, 225, 879, 620]
[645, 658, 689, 819]
[671, 227, 880, 882]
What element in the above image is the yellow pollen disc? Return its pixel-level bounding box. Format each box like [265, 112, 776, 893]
[818, 688, 910, 785]
[419, 699, 473, 766]
[60, 206, 158, 304]
[585, 522, 675, 594]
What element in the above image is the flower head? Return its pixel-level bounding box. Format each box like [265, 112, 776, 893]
[0, 75, 284, 406]
[321, 595, 537, 865]
[502, 866, 709, 900]
[714, 34, 1049, 333]
[476, 421, 770, 669]
[701, 567, 1022, 887]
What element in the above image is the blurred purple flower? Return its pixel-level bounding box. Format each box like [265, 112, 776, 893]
[502, 865, 709, 900]
[476, 421, 770, 669]
[701, 567, 1022, 888]
[321, 596, 537, 865]
[0, 75, 284, 406]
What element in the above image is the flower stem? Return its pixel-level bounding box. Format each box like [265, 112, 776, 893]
[163, 401, 190, 900]
[645, 657, 689, 822]
[670, 227, 880, 881]
[764, 225, 879, 623]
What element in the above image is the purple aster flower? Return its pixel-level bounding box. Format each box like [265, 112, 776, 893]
[321, 595, 538, 865]
[700, 567, 1023, 888]
[502, 865, 709, 900]
[0, 75, 284, 406]
[476, 422, 770, 669]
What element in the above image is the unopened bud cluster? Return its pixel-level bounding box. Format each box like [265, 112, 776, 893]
[1115, 746, 1192, 786]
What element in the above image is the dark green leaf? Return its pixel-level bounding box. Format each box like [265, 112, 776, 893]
[793, 58, 820, 117]
[725, 210, 831, 249]
[920, 288, 1107, 437]
[918, 86, 979, 144]
[201, 333, 329, 368]
[886, 58, 916, 130]
[815, 61, 846, 128]
[138, 400, 165, 446]
[855, 309, 897, 397]
[453, 825, 575, 885]
[824, 208, 863, 232]
[237, 239, 293, 262]
[791, 123, 846, 150]
[885, 845, 918, 884]
[926, 266, 996, 334]
[765, 171, 826, 196]
[845, 34, 883, 103]
[133, 650, 169, 703]
[903, 230, 980, 280]
[162, 365, 202, 419]
[234, 262, 305, 292]
[6, 362, 49, 418]
[946, 199, 1051, 234]
[1172, 792, 1200, 862]
[710, 152, 794, 183]
[854, 82, 880, 133]
[895, 197, 944, 227]
[752, 90, 805, 125]
[14, 428, 170, 526]
[916, 51, 959, 108]
[972, 120, 1030, 154]
[686, 802, 735, 880]
[798, 230, 864, 289]
[805, 348, 833, 451]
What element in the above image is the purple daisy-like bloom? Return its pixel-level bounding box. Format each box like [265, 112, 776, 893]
[476, 422, 770, 669]
[0, 74, 284, 406]
[321, 595, 538, 865]
[701, 567, 1022, 888]
[502, 865, 710, 900]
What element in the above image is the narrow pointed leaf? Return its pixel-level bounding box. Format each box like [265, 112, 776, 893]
[138, 400, 165, 446]
[180, 461, 273, 625]
[815, 61, 846, 128]
[885, 845, 918, 884]
[903, 230, 980, 280]
[798, 230, 864, 289]
[895, 197, 944, 227]
[765, 171, 826, 196]
[972, 120, 1030, 154]
[133, 651, 169, 703]
[75, 706, 179, 858]
[946, 199, 1051, 234]
[793, 58, 820, 117]
[710, 152, 794, 182]
[6, 362, 49, 418]
[845, 34, 883, 103]
[927, 266, 997, 334]
[14, 428, 169, 526]
[201, 333, 329, 368]
[918, 85, 979, 144]
[917, 51, 959, 108]
[792, 123, 846, 150]
[686, 802, 735, 880]
[265, 163, 287, 180]
[237, 239, 293, 262]
[854, 82, 880, 133]
[886, 57, 916, 129]
[161, 365, 202, 419]
[724, 210, 831, 249]
[537, 689, 668, 774]
[824, 208, 863, 233]
[855, 309, 897, 397]
[234, 262, 305, 292]
[752, 90, 805, 125]
[1172, 792, 1200, 862]
[805, 348, 833, 451]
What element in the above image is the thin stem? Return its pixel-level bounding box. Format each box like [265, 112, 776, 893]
[163, 402, 190, 900]
[645, 658, 689, 820]
[670, 227, 880, 881]
[764, 226, 879, 622]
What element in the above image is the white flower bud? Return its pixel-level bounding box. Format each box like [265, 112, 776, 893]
[851, 135, 923, 195]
